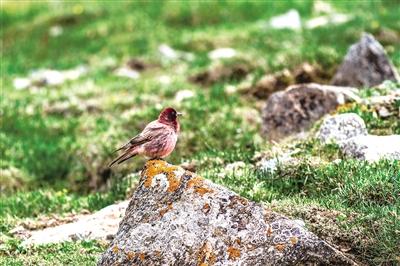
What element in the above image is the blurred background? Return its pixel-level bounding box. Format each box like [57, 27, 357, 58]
[1, 0, 399, 265]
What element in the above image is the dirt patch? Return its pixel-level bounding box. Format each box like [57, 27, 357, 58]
[189, 62, 252, 86]
[245, 63, 333, 99]
[126, 58, 157, 72]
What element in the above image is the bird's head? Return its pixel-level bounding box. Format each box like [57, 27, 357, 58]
[158, 107, 182, 124]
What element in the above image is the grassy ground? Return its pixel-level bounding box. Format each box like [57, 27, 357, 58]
[1, 1, 399, 265]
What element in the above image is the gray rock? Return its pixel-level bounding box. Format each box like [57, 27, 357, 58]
[98, 160, 357, 265]
[341, 135, 400, 161]
[332, 33, 400, 87]
[262, 83, 358, 141]
[318, 113, 368, 145]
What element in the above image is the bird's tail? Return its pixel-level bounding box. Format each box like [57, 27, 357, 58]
[109, 149, 138, 167]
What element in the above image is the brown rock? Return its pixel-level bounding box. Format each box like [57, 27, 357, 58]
[331, 33, 399, 87]
[262, 83, 357, 141]
[98, 160, 357, 265]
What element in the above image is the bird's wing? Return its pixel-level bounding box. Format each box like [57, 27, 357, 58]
[114, 121, 164, 152]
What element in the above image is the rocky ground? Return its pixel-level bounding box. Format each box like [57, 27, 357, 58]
[1, 1, 399, 265]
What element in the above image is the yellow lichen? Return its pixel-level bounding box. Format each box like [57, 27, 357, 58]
[266, 226, 273, 237]
[138, 253, 145, 261]
[126, 251, 135, 260]
[159, 202, 173, 217]
[187, 176, 213, 196]
[195, 187, 214, 195]
[227, 246, 241, 260]
[202, 203, 211, 214]
[290, 236, 298, 245]
[143, 160, 180, 192]
[187, 176, 204, 188]
[275, 243, 285, 252]
[197, 241, 216, 266]
[112, 245, 119, 254]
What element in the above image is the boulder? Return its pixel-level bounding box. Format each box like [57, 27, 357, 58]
[341, 135, 400, 161]
[331, 33, 399, 87]
[317, 113, 368, 145]
[262, 83, 358, 141]
[98, 160, 357, 265]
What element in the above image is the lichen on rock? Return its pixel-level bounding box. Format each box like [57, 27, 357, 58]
[98, 159, 357, 265]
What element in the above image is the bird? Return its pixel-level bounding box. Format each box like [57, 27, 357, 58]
[109, 107, 182, 167]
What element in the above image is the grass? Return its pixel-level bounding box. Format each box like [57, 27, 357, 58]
[1, 0, 399, 265]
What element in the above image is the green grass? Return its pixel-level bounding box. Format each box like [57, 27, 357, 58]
[0, 240, 106, 266]
[1, 0, 399, 265]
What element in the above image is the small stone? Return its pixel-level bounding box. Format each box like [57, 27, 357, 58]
[49, 25, 63, 37]
[306, 13, 351, 29]
[341, 135, 400, 161]
[317, 113, 368, 145]
[269, 9, 301, 30]
[114, 67, 140, 79]
[174, 90, 195, 103]
[208, 48, 237, 60]
[13, 77, 31, 90]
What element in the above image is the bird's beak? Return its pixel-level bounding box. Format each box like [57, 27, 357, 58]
[177, 112, 183, 116]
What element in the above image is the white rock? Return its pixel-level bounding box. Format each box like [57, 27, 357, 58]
[174, 89, 195, 102]
[13, 77, 31, 90]
[114, 67, 140, 79]
[31, 69, 66, 86]
[159, 44, 179, 60]
[158, 75, 172, 85]
[49, 25, 63, 37]
[314, 0, 335, 14]
[317, 113, 368, 145]
[269, 9, 301, 30]
[257, 152, 294, 173]
[306, 13, 351, 29]
[23, 201, 129, 245]
[341, 135, 400, 161]
[158, 44, 194, 61]
[225, 161, 246, 172]
[14, 66, 88, 89]
[208, 48, 237, 60]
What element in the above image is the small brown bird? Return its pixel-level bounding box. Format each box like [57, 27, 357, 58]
[109, 107, 182, 167]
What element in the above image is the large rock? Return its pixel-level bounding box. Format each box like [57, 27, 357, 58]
[331, 33, 400, 87]
[98, 160, 356, 265]
[341, 135, 400, 161]
[262, 83, 358, 141]
[317, 113, 368, 145]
